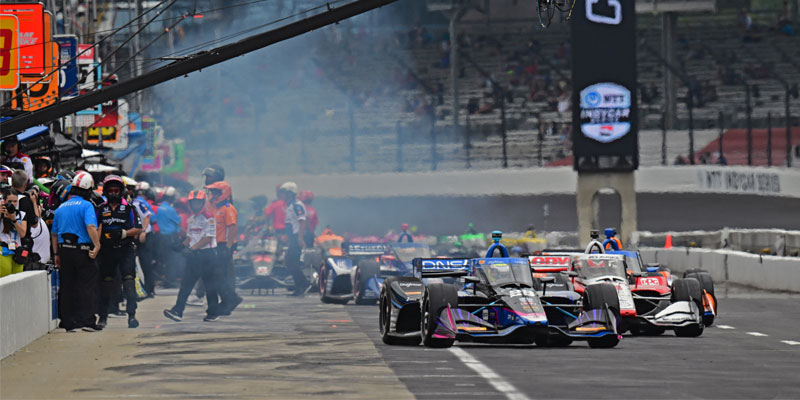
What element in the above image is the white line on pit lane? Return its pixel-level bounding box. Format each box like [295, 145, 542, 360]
[716, 325, 735, 329]
[449, 347, 530, 400]
[780, 340, 800, 346]
[746, 332, 768, 337]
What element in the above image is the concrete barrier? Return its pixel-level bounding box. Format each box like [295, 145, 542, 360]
[1, 271, 53, 359]
[639, 247, 800, 292]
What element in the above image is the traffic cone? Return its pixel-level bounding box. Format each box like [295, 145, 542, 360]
[664, 234, 673, 249]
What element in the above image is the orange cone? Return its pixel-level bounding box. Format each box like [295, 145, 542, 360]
[664, 234, 673, 249]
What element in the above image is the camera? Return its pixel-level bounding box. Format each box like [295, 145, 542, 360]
[4, 203, 16, 214]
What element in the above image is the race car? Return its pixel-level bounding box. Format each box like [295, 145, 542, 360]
[379, 234, 621, 348]
[528, 253, 618, 347]
[318, 243, 387, 304]
[607, 250, 717, 334]
[352, 242, 432, 305]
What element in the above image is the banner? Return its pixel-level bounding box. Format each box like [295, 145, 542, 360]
[11, 40, 58, 110]
[0, 13, 19, 90]
[570, 0, 638, 171]
[0, 3, 45, 75]
[54, 34, 78, 97]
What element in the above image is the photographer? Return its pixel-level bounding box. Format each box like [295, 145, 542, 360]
[0, 187, 29, 278]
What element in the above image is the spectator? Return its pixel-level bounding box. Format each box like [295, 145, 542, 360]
[557, 91, 571, 114]
[0, 187, 28, 278]
[738, 9, 753, 31]
[674, 155, 687, 165]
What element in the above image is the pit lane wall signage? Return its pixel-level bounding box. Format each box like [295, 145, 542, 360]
[570, 0, 638, 171]
[696, 170, 781, 195]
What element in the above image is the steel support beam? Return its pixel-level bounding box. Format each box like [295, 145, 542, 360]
[1, 0, 399, 136]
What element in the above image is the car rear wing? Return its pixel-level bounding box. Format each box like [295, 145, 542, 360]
[528, 255, 574, 272]
[412, 258, 471, 278]
[346, 243, 388, 256]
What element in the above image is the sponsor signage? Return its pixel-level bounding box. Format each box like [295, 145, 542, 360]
[579, 82, 631, 142]
[54, 35, 78, 97]
[77, 44, 94, 64]
[570, 0, 638, 171]
[21, 9, 51, 82]
[696, 170, 781, 194]
[0, 13, 19, 90]
[529, 256, 572, 266]
[0, 2, 45, 75]
[419, 259, 470, 269]
[11, 40, 58, 111]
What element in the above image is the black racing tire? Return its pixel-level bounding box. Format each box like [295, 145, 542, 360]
[354, 260, 380, 305]
[421, 283, 458, 348]
[672, 278, 705, 337]
[684, 270, 716, 326]
[584, 283, 621, 348]
[319, 264, 348, 305]
[380, 278, 421, 346]
[584, 283, 620, 316]
[685, 270, 715, 296]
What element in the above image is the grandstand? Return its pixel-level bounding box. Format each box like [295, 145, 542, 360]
[181, 4, 799, 175]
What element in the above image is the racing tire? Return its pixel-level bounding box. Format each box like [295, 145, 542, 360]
[380, 279, 421, 346]
[354, 260, 380, 305]
[671, 278, 705, 337]
[421, 283, 458, 348]
[319, 264, 349, 305]
[584, 283, 621, 348]
[684, 270, 716, 326]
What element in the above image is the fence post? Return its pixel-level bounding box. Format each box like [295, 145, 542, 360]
[537, 116, 544, 167]
[688, 90, 695, 164]
[661, 111, 667, 165]
[465, 114, 471, 168]
[746, 84, 753, 166]
[396, 121, 403, 172]
[787, 89, 793, 168]
[717, 111, 724, 162]
[767, 112, 773, 167]
[348, 99, 356, 172]
[430, 118, 437, 171]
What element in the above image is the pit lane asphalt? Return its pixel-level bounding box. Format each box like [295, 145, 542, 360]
[2, 284, 798, 399]
[346, 283, 800, 400]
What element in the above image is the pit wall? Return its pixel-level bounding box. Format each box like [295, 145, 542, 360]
[639, 247, 800, 293]
[0, 271, 55, 359]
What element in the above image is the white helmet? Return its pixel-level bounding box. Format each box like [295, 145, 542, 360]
[122, 176, 138, 187]
[164, 186, 177, 198]
[72, 171, 94, 190]
[280, 181, 298, 194]
[137, 181, 150, 191]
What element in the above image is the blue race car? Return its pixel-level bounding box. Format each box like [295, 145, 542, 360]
[352, 242, 432, 305]
[379, 233, 620, 348]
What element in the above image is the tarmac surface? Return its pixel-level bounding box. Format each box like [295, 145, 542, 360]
[2, 284, 799, 399]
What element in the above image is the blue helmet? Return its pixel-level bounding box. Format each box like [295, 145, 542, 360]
[604, 228, 617, 238]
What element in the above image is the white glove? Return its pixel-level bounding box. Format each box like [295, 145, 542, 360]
[120, 230, 127, 239]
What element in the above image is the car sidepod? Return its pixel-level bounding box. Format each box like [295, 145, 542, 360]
[320, 256, 355, 303]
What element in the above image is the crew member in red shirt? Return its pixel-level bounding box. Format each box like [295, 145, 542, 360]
[264, 185, 286, 234]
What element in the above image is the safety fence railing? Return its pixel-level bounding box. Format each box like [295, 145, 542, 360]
[633, 229, 800, 257]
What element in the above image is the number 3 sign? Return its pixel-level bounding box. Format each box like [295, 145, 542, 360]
[586, 0, 622, 25]
[0, 14, 19, 90]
